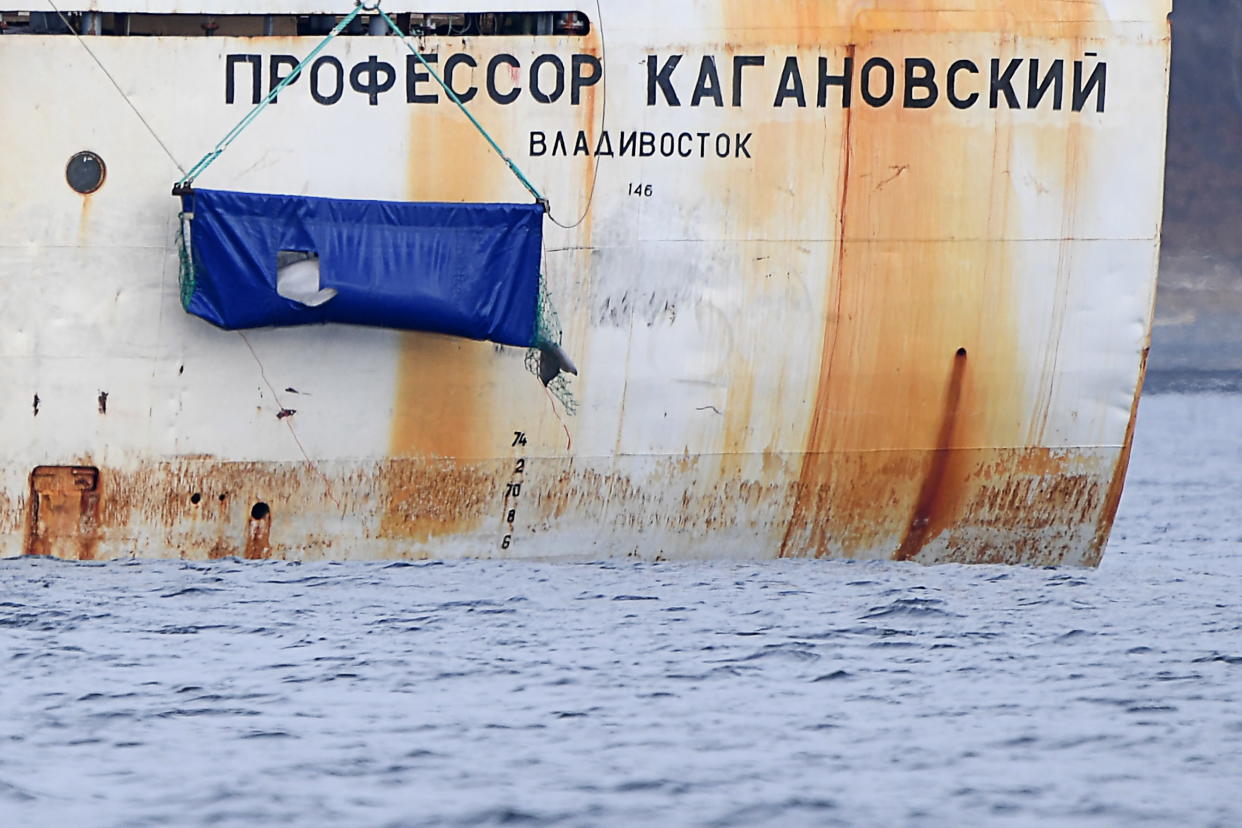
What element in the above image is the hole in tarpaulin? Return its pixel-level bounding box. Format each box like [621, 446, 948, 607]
[276, 251, 336, 307]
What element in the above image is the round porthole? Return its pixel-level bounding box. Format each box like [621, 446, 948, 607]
[66, 151, 106, 194]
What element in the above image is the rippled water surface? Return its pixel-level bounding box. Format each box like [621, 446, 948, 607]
[2, 393, 1240, 827]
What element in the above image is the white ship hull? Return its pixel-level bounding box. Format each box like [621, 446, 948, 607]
[0, 1, 1172, 564]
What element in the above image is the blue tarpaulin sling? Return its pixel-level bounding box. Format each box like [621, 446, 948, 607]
[178, 189, 544, 348]
[170, 3, 577, 414]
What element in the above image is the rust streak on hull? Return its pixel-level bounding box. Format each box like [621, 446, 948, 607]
[7, 449, 1119, 565]
[895, 348, 968, 561]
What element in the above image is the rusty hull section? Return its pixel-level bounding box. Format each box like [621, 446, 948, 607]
[0, 1, 1172, 564]
[6, 449, 1115, 564]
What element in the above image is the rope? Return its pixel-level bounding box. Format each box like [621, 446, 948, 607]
[546, 0, 606, 230]
[374, 7, 546, 207]
[176, 1, 548, 210]
[175, 4, 364, 190]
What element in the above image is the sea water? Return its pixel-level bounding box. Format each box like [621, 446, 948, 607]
[2, 391, 1239, 827]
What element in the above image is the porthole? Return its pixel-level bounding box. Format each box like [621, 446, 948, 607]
[66, 151, 106, 195]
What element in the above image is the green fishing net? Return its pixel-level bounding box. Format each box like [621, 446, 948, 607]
[176, 213, 196, 311]
[527, 280, 578, 416]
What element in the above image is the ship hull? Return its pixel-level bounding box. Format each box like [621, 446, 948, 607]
[0, 1, 1172, 564]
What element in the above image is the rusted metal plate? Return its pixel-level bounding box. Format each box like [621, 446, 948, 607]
[0, 1, 1172, 564]
[26, 466, 101, 560]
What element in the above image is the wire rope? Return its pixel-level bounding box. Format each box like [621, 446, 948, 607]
[44, 0, 187, 175]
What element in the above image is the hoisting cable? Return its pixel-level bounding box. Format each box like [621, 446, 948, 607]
[171, 0, 577, 413]
[174, 0, 548, 211]
[372, 6, 547, 209]
[173, 3, 365, 192]
[543, 0, 606, 230]
[45, 0, 187, 175]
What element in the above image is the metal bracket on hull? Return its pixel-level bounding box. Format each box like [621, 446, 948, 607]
[26, 466, 101, 561]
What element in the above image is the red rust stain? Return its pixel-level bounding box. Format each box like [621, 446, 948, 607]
[25, 466, 101, 561]
[385, 104, 512, 542]
[894, 349, 969, 561]
[100, 461, 319, 561]
[716, 2, 846, 47]
[941, 458, 1107, 566]
[0, 489, 21, 537]
[720, 366, 756, 474]
[208, 539, 238, 560]
[0, 448, 1116, 563]
[575, 29, 604, 210]
[777, 37, 855, 559]
[403, 112, 502, 204]
[243, 512, 271, 560]
[716, 1, 1115, 43]
[387, 334, 496, 462]
[378, 459, 496, 543]
[384, 31, 607, 541]
[772, 13, 1042, 560]
[77, 195, 92, 244]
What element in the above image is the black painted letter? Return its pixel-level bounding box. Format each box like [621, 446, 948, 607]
[571, 54, 602, 105]
[903, 57, 938, 109]
[818, 56, 853, 108]
[487, 54, 521, 105]
[444, 53, 478, 104]
[773, 56, 807, 108]
[861, 57, 895, 107]
[947, 59, 979, 109]
[647, 54, 682, 106]
[310, 56, 344, 106]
